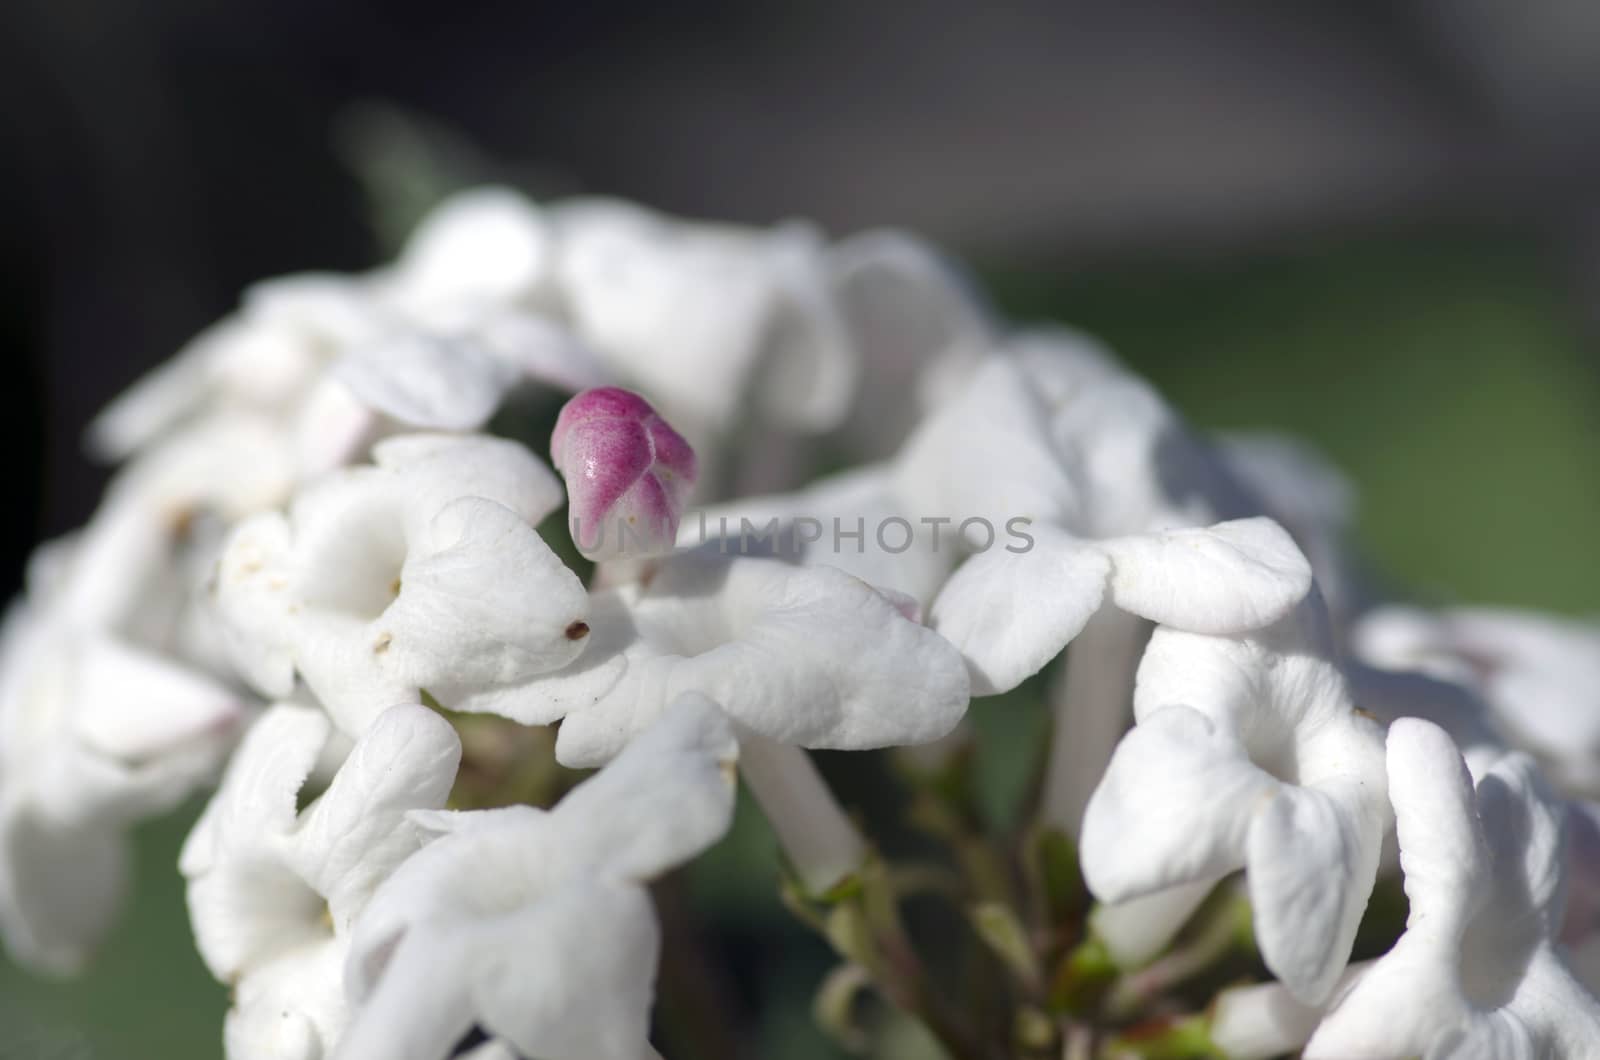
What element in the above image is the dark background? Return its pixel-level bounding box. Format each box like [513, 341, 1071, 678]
[2, 2, 1599, 1056]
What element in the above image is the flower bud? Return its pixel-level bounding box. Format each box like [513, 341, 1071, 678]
[551, 387, 697, 560]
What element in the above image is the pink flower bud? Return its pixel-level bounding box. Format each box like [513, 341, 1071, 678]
[551, 387, 697, 560]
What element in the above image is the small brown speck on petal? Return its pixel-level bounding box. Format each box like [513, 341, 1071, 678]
[565, 621, 590, 641]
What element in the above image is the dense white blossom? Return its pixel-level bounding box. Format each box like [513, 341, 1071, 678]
[1081, 594, 1389, 1002]
[212, 433, 589, 734]
[10, 184, 1599, 1060]
[337, 695, 736, 1060]
[522, 548, 969, 767]
[1306, 719, 1600, 1057]
[181, 703, 460, 1059]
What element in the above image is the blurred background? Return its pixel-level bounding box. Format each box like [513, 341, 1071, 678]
[2, 1, 1598, 1057]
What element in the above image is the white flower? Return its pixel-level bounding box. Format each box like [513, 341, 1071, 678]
[93, 191, 607, 481]
[213, 433, 591, 735]
[88, 275, 380, 464]
[825, 230, 995, 461]
[336, 694, 736, 1060]
[518, 549, 970, 767]
[334, 188, 608, 433]
[911, 346, 1311, 695]
[181, 702, 460, 1059]
[552, 197, 858, 441]
[1080, 594, 1389, 1002]
[0, 604, 243, 974]
[1354, 605, 1600, 796]
[533, 547, 968, 893]
[931, 515, 1312, 696]
[1305, 718, 1600, 1057]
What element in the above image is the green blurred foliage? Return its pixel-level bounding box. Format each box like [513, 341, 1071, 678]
[0, 803, 224, 1059]
[6, 227, 1597, 1058]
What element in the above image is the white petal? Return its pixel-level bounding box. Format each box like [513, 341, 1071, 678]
[473, 310, 611, 393]
[392, 187, 550, 308]
[336, 923, 475, 1060]
[891, 356, 1080, 532]
[283, 704, 460, 929]
[1428, 1014, 1536, 1060]
[342, 881, 658, 1060]
[294, 376, 382, 478]
[686, 463, 957, 608]
[1132, 594, 1345, 730]
[1385, 718, 1492, 933]
[553, 555, 970, 766]
[1080, 704, 1272, 902]
[1306, 718, 1486, 1057]
[927, 526, 1110, 695]
[70, 635, 243, 765]
[1247, 782, 1382, 1002]
[1475, 752, 1567, 932]
[243, 272, 380, 348]
[384, 497, 589, 705]
[1500, 946, 1600, 1056]
[1305, 926, 1470, 1058]
[1218, 432, 1356, 611]
[750, 225, 859, 432]
[461, 589, 633, 728]
[289, 612, 415, 736]
[335, 331, 521, 431]
[554, 199, 778, 433]
[342, 807, 549, 1012]
[827, 230, 992, 457]
[225, 940, 349, 1060]
[548, 693, 736, 879]
[1349, 664, 1503, 779]
[1098, 517, 1312, 634]
[473, 880, 660, 1060]
[372, 432, 566, 529]
[213, 511, 299, 698]
[183, 705, 332, 981]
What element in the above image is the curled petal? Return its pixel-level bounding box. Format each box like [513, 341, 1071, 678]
[1080, 705, 1272, 902]
[1098, 517, 1312, 635]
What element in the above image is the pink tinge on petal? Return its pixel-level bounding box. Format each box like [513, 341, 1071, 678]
[551, 387, 698, 559]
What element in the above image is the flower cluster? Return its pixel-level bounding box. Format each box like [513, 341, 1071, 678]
[5, 187, 1599, 1059]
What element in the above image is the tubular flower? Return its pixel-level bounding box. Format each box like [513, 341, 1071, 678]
[181, 703, 461, 1060]
[909, 342, 1311, 695]
[1306, 719, 1600, 1058]
[336, 695, 737, 1060]
[213, 434, 590, 735]
[522, 548, 970, 767]
[1080, 593, 1389, 1002]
